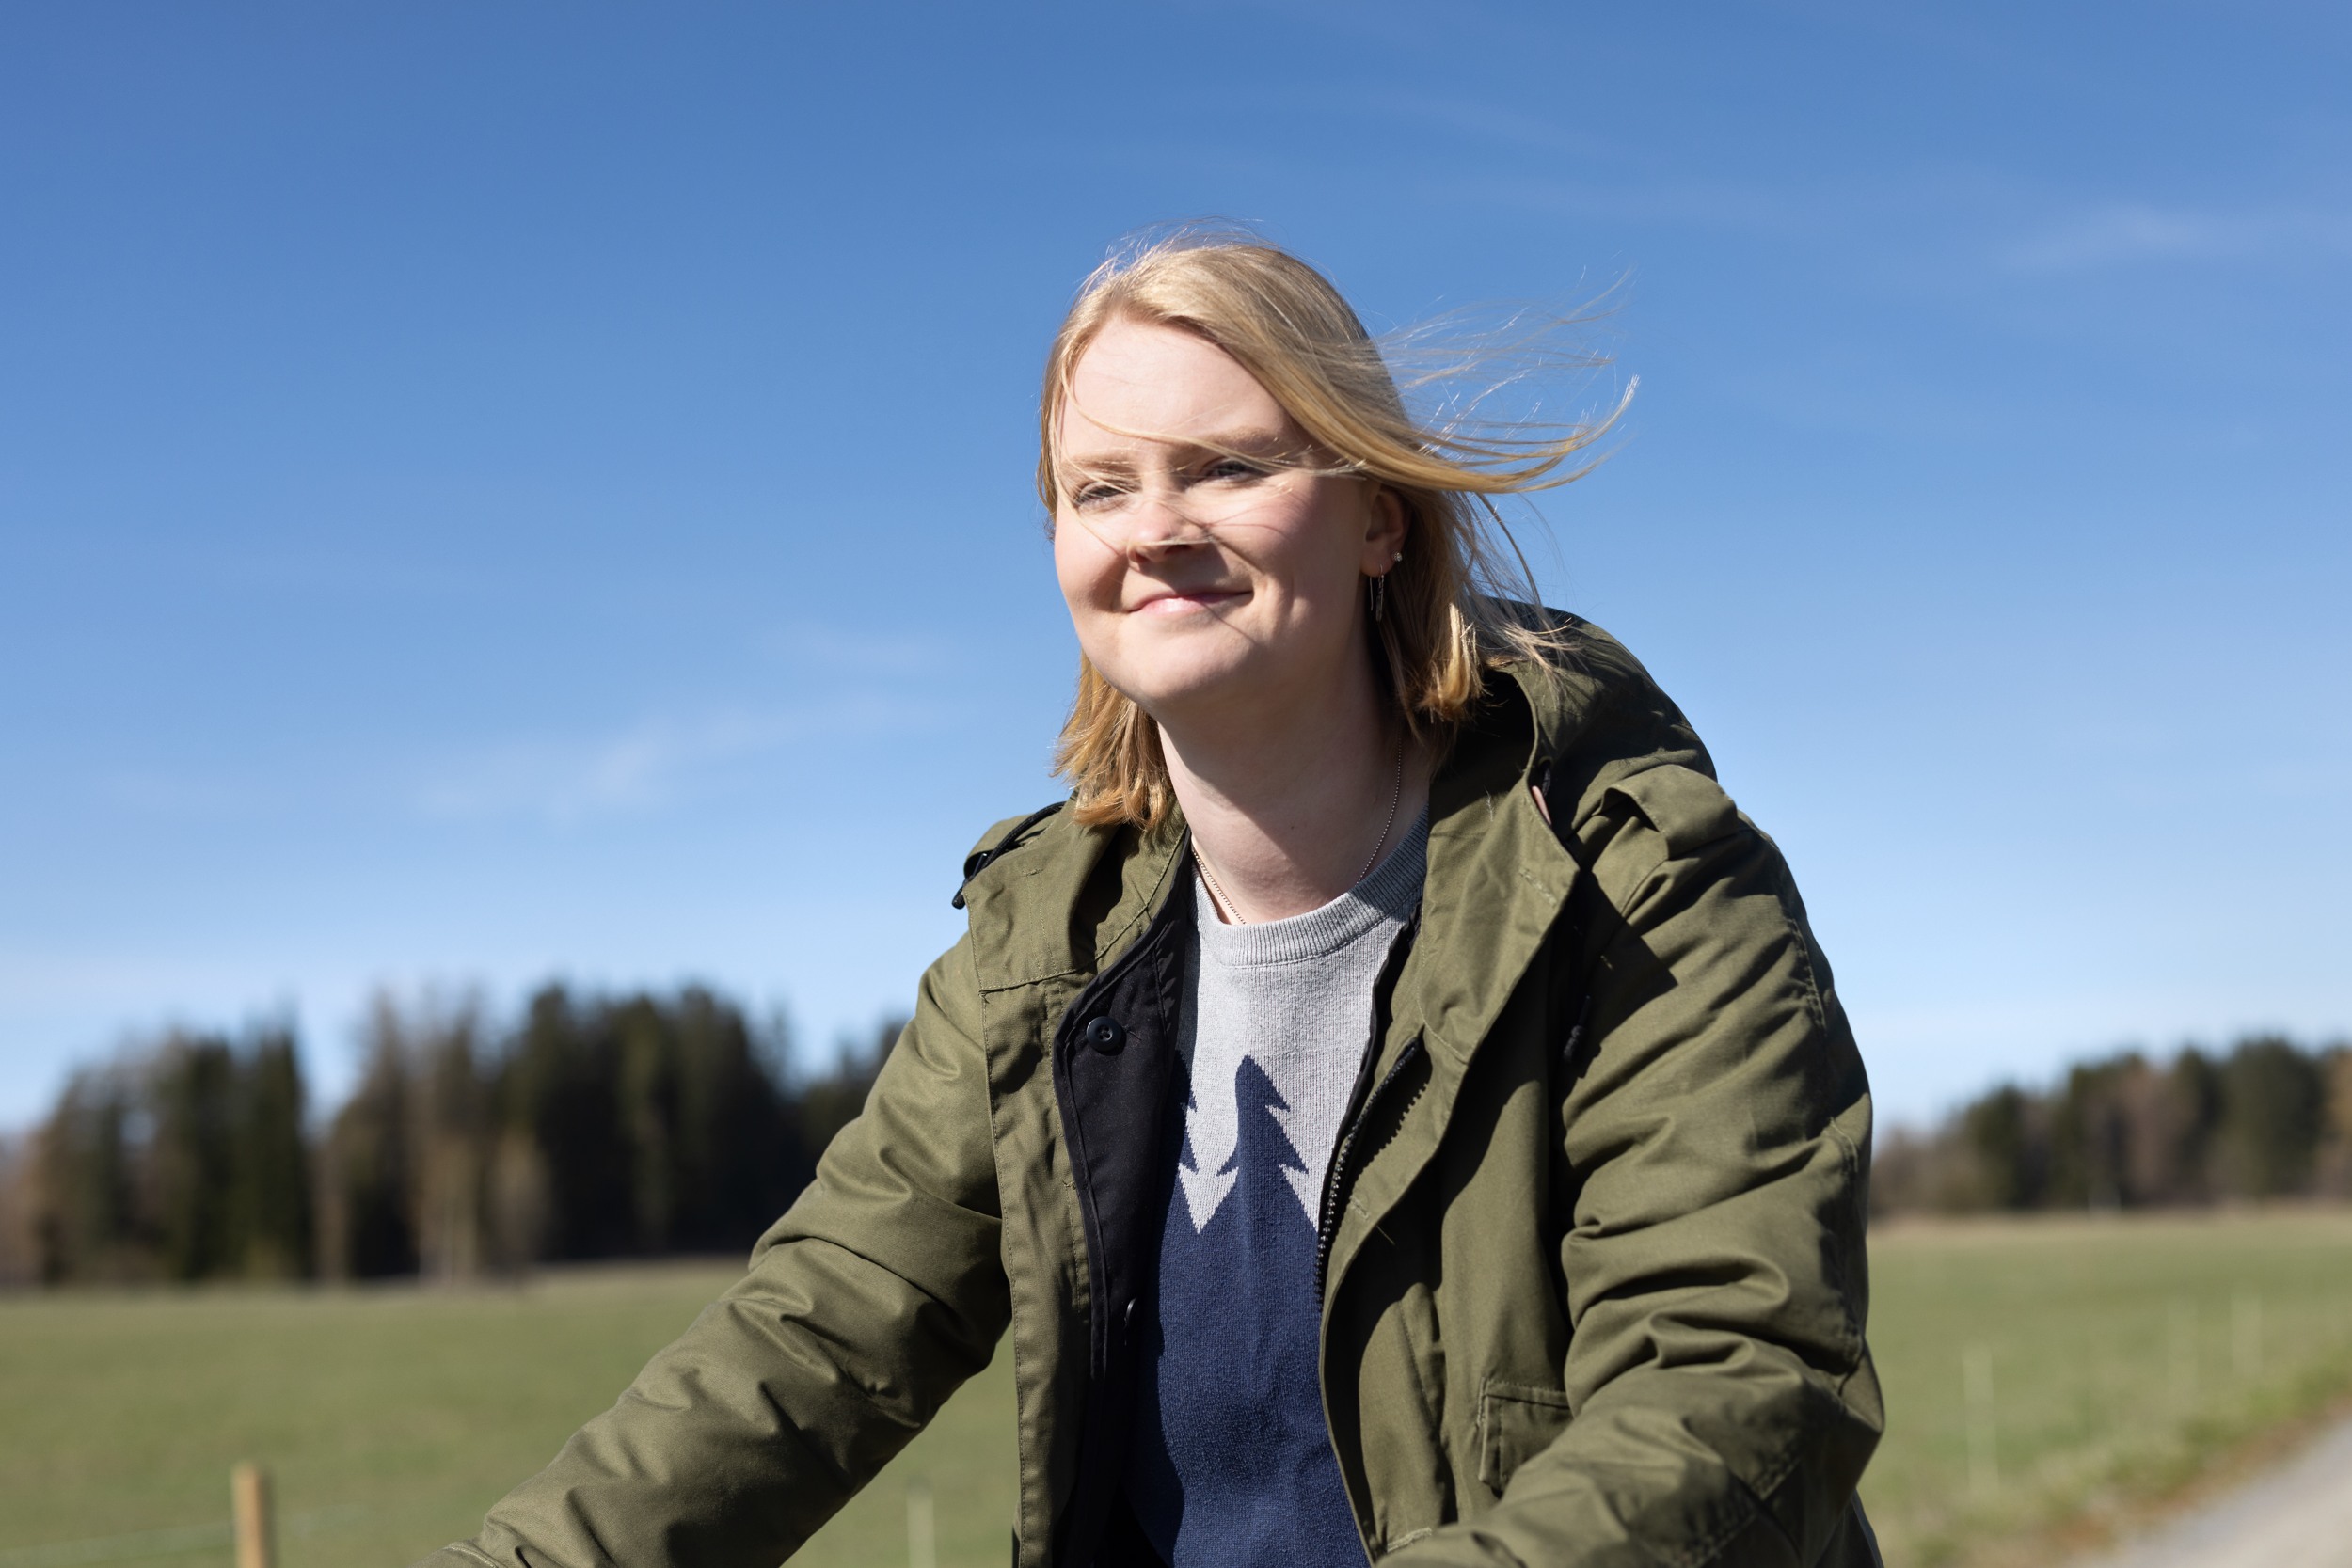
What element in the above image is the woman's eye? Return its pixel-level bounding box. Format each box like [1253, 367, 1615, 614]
[1203, 458, 1265, 482]
[1071, 483, 1124, 509]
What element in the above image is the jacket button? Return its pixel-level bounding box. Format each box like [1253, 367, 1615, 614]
[1084, 1016, 1126, 1054]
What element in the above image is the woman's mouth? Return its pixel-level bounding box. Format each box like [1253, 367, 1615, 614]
[1131, 588, 1243, 616]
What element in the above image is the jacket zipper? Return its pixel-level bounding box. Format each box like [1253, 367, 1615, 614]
[1313, 911, 1423, 1301]
[1313, 1033, 1424, 1302]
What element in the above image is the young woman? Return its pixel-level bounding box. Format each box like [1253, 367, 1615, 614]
[422, 236, 1883, 1568]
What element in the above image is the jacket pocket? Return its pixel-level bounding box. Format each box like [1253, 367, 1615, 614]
[1477, 1379, 1575, 1496]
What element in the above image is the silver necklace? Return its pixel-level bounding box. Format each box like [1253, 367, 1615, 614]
[1195, 743, 1406, 926]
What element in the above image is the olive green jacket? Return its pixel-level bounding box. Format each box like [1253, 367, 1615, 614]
[421, 622, 1883, 1567]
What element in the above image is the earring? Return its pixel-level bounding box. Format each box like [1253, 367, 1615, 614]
[1369, 572, 1388, 622]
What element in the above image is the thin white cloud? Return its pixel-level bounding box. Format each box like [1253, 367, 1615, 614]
[1428, 169, 1807, 236]
[0, 951, 268, 1011]
[755, 622, 954, 675]
[2003, 202, 2352, 273]
[1372, 91, 1621, 166]
[411, 694, 946, 826]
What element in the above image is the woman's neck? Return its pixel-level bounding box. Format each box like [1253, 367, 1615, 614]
[1157, 660, 1433, 924]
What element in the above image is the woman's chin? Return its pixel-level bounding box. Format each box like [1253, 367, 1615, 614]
[1111, 662, 1259, 727]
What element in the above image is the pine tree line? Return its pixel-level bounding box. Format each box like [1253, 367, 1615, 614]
[1874, 1035, 2352, 1215]
[11, 1015, 2344, 1281]
[2, 984, 901, 1286]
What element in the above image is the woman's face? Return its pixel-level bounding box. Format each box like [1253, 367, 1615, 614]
[1052, 316, 1404, 730]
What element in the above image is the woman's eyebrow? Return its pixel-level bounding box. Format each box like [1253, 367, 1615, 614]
[1058, 451, 1137, 481]
[1057, 424, 1297, 479]
[1180, 425, 1294, 458]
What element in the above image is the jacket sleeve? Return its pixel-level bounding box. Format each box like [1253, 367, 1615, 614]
[413, 935, 1010, 1568]
[1395, 765, 1883, 1568]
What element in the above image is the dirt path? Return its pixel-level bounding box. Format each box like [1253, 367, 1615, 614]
[2068, 1412, 2352, 1568]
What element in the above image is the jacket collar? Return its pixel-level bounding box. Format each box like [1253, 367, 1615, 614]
[1401, 666, 1582, 1068]
[959, 651, 1589, 1037]
[961, 805, 1185, 996]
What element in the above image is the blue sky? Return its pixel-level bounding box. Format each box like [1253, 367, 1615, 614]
[2, 1, 2346, 1129]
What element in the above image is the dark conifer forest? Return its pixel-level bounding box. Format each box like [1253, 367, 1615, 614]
[3, 1006, 2346, 1285]
[1873, 1037, 2352, 1216]
[1, 987, 899, 1285]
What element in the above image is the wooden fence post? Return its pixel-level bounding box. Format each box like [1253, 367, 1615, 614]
[231, 1463, 276, 1568]
[906, 1473, 936, 1568]
[2169, 1298, 2198, 1411]
[1963, 1345, 1998, 1500]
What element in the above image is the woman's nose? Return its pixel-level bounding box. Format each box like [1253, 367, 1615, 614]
[1120, 492, 1210, 559]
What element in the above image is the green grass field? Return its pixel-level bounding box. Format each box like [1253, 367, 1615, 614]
[5, 1210, 2351, 1568]
[1862, 1209, 2352, 1565]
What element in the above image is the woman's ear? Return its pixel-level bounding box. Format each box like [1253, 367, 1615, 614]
[1362, 484, 1407, 567]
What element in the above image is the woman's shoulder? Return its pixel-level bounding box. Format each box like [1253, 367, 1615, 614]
[1494, 610, 1755, 882]
[1495, 610, 1711, 784]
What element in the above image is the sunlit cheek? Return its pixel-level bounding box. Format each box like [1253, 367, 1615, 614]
[1218, 501, 1337, 605]
[1051, 512, 1101, 605]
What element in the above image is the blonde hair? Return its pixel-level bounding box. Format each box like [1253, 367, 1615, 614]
[1041, 229, 1623, 829]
